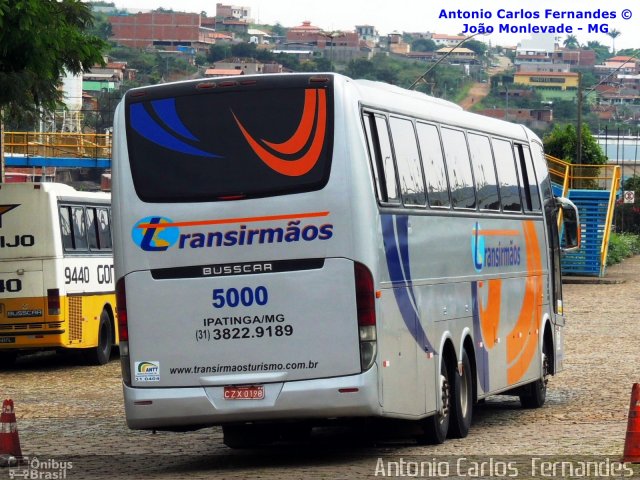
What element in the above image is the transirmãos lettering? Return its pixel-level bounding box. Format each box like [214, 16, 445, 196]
[485, 240, 521, 268]
[178, 220, 333, 249]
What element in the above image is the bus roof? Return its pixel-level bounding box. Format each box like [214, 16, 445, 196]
[121, 72, 536, 145]
[1, 182, 110, 202]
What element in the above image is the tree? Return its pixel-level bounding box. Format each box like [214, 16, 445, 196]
[616, 48, 640, 58]
[230, 43, 258, 58]
[270, 22, 287, 37]
[345, 58, 376, 79]
[87, 10, 113, 40]
[464, 39, 488, 57]
[563, 35, 580, 49]
[543, 123, 607, 165]
[607, 29, 621, 55]
[586, 41, 611, 63]
[411, 38, 437, 52]
[0, 0, 107, 181]
[207, 44, 230, 63]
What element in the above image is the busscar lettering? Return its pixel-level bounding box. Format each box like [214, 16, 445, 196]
[203, 263, 273, 276]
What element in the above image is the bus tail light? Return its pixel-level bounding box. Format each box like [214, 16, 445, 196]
[115, 278, 128, 342]
[355, 263, 377, 371]
[116, 278, 132, 386]
[47, 289, 60, 315]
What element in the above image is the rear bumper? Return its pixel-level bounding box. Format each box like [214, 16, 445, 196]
[123, 366, 381, 430]
[0, 330, 66, 350]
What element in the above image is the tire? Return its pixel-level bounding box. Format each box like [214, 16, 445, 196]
[417, 357, 450, 445]
[85, 310, 113, 365]
[520, 341, 549, 409]
[448, 349, 473, 439]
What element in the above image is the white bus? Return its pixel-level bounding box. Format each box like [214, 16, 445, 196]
[0, 183, 118, 365]
[112, 73, 579, 447]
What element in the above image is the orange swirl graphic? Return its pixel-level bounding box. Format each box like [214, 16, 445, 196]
[233, 88, 327, 177]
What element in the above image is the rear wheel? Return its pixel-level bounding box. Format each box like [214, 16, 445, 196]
[85, 310, 113, 365]
[520, 340, 549, 409]
[417, 357, 450, 445]
[448, 349, 473, 438]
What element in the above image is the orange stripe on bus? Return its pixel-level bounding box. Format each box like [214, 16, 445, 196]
[233, 89, 327, 177]
[136, 211, 330, 229]
[263, 89, 317, 155]
[507, 221, 542, 383]
[479, 278, 502, 350]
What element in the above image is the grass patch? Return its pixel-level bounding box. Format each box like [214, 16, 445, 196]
[452, 82, 473, 104]
[607, 232, 640, 266]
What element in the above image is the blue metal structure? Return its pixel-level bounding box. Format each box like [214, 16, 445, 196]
[5, 154, 111, 168]
[560, 189, 612, 277]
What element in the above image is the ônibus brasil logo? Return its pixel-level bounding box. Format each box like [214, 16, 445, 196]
[132, 216, 180, 252]
[132, 212, 334, 252]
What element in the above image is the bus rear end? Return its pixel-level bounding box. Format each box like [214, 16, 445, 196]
[113, 74, 380, 432]
[0, 184, 60, 359]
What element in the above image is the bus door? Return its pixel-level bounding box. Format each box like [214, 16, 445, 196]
[527, 143, 565, 372]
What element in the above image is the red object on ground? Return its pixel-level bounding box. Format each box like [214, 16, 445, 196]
[0, 399, 22, 458]
[623, 384, 640, 463]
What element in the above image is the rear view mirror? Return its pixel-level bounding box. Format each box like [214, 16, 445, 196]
[556, 196, 580, 253]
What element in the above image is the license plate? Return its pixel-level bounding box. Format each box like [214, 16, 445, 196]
[223, 385, 264, 400]
[0, 337, 16, 344]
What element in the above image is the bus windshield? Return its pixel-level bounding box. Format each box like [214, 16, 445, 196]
[125, 77, 334, 203]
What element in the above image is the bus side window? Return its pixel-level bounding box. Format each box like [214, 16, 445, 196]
[389, 117, 426, 207]
[363, 112, 385, 202]
[441, 127, 476, 209]
[374, 115, 400, 203]
[416, 122, 450, 208]
[86, 207, 100, 250]
[530, 143, 553, 202]
[468, 133, 500, 210]
[493, 139, 522, 212]
[97, 208, 113, 250]
[59, 206, 74, 250]
[72, 206, 88, 251]
[515, 144, 542, 213]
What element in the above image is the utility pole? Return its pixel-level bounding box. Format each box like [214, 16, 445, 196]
[576, 72, 583, 164]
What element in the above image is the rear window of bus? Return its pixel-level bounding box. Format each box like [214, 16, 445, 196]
[125, 79, 334, 203]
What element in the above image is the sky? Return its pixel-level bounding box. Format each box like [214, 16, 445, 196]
[111, 0, 640, 51]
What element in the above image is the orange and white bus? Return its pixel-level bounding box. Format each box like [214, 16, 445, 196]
[112, 73, 580, 447]
[0, 183, 117, 365]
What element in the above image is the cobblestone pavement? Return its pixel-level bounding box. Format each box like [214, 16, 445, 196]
[1, 257, 640, 478]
